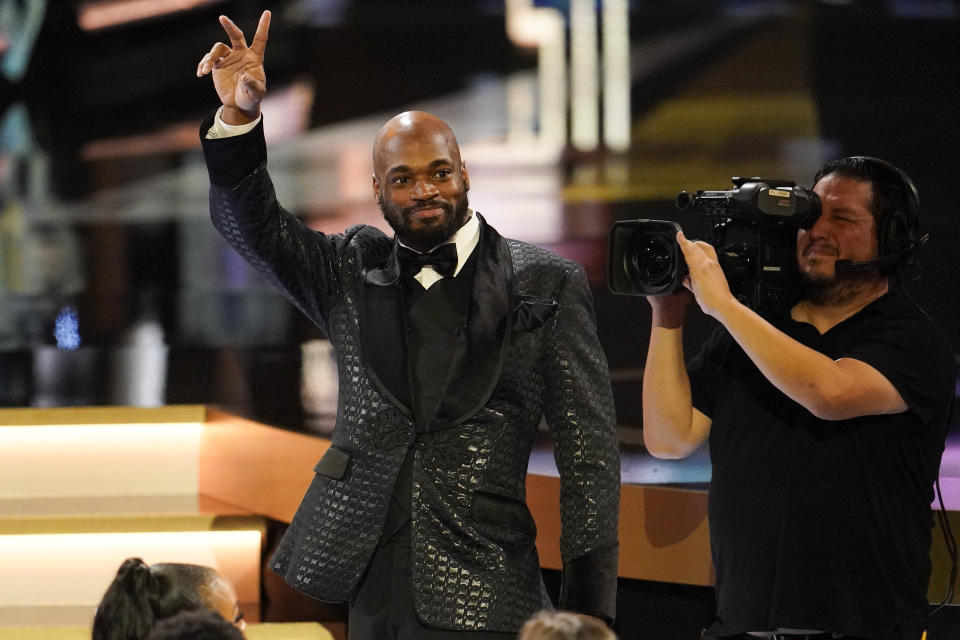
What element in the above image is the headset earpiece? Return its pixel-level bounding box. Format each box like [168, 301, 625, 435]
[844, 156, 921, 274]
[882, 206, 907, 257]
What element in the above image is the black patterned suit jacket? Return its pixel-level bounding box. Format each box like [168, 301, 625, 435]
[201, 116, 620, 631]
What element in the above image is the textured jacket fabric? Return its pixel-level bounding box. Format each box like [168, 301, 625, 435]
[201, 116, 620, 631]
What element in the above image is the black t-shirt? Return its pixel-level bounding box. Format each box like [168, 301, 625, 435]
[689, 292, 954, 640]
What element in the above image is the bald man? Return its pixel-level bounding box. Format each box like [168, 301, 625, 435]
[198, 12, 620, 639]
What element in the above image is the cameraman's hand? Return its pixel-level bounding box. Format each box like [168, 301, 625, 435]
[677, 231, 736, 319]
[647, 290, 693, 329]
[196, 11, 271, 125]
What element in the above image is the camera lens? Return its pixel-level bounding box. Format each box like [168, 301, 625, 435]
[627, 233, 675, 287]
[608, 219, 683, 296]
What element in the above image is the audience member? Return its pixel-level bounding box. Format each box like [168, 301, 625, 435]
[145, 609, 245, 640]
[93, 557, 246, 640]
[518, 611, 618, 640]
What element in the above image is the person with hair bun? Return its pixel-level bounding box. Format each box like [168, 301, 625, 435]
[92, 557, 246, 640]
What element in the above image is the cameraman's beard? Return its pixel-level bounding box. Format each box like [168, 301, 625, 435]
[799, 268, 886, 306]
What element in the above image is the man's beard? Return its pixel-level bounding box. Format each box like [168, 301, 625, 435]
[380, 190, 470, 252]
[799, 267, 886, 306]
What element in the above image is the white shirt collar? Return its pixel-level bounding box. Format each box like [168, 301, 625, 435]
[400, 210, 480, 289]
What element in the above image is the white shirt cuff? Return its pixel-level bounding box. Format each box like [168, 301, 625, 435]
[205, 106, 262, 139]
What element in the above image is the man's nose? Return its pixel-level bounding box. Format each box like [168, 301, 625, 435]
[806, 215, 830, 238]
[411, 179, 438, 200]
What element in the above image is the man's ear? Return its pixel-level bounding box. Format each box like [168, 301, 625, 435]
[372, 175, 382, 204]
[460, 162, 470, 192]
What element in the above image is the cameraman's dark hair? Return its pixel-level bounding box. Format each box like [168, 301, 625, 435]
[519, 610, 618, 640]
[92, 558, 224, 640]
[813, 156, 910, 230]
[145, 609, 244, 640]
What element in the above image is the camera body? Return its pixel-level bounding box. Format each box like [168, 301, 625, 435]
[608, 177, 821, 315]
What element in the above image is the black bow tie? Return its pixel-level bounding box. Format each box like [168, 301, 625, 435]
[397, 243, 458, 278]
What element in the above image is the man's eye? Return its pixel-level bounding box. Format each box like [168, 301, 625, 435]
[435, 169, 452, 178]
[392, 176, 411, 185]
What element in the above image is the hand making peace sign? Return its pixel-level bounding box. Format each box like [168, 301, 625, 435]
[196, 10, 271, 125]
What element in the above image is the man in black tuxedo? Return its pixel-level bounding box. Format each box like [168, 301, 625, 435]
[196, 11, 620, 639]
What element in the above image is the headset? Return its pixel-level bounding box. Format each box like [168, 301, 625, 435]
[832, 155, 926, 278]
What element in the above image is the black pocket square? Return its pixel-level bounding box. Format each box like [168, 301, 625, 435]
[512, 295, 558, 331]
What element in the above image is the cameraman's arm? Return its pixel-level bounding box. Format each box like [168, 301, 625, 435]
[642, 292, 712, 459]
[677, 232, 906, 421]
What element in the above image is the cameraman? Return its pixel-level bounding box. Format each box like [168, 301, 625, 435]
[641, 157, 954, 640]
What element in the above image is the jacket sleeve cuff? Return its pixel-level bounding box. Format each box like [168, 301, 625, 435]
[559, 543, 619, 625]
[199, 110, 268, 187]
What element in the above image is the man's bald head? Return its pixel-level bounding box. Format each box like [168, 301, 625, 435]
[370, 111, 471, 252]
[372, 111, 462, 182]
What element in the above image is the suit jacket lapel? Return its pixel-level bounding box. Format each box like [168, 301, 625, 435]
[430, 215, 514, 429]
[360, 242, 413, 416]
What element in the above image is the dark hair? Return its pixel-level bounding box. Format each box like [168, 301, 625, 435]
[814, 156, 918, 230]
[92, 558, 225, 640]
[144, 609, 244, 640]
[518, 611, 617, 640]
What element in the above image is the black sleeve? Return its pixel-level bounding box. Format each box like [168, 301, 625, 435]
[199, 112, 269, 187]
[844, 308, 954, 428]
[200, 112, 347, 333]
[542, 263, 620, 624]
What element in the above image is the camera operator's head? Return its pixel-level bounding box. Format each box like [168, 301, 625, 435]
[813, 157, 919, 257]
[799, 156, 919, 305]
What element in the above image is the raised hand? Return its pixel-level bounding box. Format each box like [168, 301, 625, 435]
[676, 230, 735, 319]
[196, 10, 271, 125]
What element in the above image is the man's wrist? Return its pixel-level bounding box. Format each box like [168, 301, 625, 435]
[221, 105, 260, 126]
[651, 306, 686, 330]
[710, 293, 742, 323]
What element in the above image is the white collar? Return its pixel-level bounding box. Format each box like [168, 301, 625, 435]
[400, 210, 480, 288]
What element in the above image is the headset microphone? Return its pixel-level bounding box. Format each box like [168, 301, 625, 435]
[833, 231, 927, 276]
[834, 253, 904, 274]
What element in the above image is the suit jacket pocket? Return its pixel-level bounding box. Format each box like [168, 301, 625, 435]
[313, 446, 351, 480]
[512, 295, 558, 332]
[471, 490, 538, 549]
